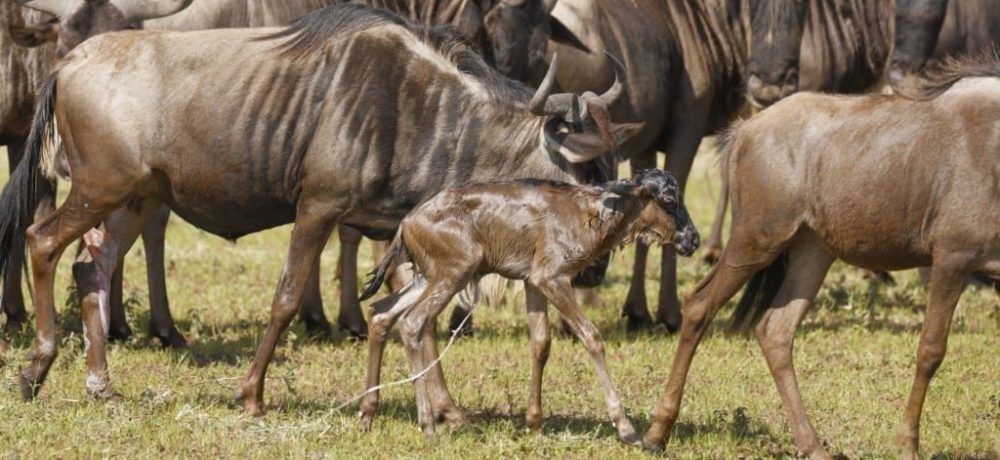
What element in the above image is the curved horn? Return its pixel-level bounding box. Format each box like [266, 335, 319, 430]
[600, 51, 625, 106]
[109, 0, 193, 21]
[11, 0, 80, 18]
[529, 53, 576, 116]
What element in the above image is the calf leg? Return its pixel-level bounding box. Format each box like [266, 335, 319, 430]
[534, 276, 638, 445]
[335, 225, 367, 338]
[753, 237, 834, 459]
[524, 284, 550, 431]
[359, 282, 426, 430]
[622, 151, 657, 330]
[237, 202, 337, 415]
[896, 257, 968, 459]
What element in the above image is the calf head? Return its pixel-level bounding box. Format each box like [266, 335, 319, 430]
[530, 53, 644, 180]
[8, 0, 193, 56]
[629, 169, 700, 257]
[746, 0, 807, 108]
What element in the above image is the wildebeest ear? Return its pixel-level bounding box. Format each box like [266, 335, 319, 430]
[8, 23, 58, 47]
[549, 17, 590, 53]
[611, 122, 644, 147]
[542, 118, 609, 163]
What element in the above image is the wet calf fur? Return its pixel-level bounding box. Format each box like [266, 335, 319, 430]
[357, 170, 699, 442]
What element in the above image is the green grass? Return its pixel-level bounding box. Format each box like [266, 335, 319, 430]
[1, 146, 998, 459]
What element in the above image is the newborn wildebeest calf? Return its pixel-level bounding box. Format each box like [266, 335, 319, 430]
[357, 169, 699, 442]
[642, 55, 1000, 459]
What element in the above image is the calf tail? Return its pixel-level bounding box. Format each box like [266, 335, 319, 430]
[0, 75, 57, 285]
[359, 229, 406, 301]
[728, 251, 788, 335]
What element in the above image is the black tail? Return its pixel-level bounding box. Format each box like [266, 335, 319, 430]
[0, 76, 57, 286]
[359, 230, 406, 301]
[728, 251, 788, 334]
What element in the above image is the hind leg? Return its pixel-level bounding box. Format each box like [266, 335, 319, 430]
[702, 162, 728, 265]
[20, 188, 124, 400]
[524, 284, 550, 431]
[643, 238, 781, 449]
[752, 234, 834, 459]
[896, 254, 969, 459]
[74, 201, 162, 399]
[358, 280, 426, 430]
[139, 204, 187, 348]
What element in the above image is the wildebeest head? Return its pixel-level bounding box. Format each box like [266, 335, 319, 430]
[629, 169, 700, 257]
[531, 53, 644, 178]
[481, 0, 586, 82]
[889, 0, 949, 88]
[8, 0, 192, 56]
[746, 0, 807, 108]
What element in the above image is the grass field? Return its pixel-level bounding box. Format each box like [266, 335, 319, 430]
[1, 145, 998, 459]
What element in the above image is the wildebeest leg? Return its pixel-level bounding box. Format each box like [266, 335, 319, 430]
[334, 225, 367, 338]
[2, 141, 28, 329]
[237, 204, 337, 416]
[524, 284, 550, 432]
[656, 130, 703, 331]
[397, 278, 467, 436]
[702, 162, 728, 265]
[107, 262, 133, 341]
[298, 258, 331, 337]
[753, 235, 834, 459]
[358, 283, 424, 430]
[642, 242, 777, 450]
[896, 258, 968, 460]
[422, 315, 468, 427]
[534, 276, 639, 445]
[20, 188, 120, 400]
[75, 201, 162, 400]
[141, 205, 186, 348]
[621, 151, 657, 330]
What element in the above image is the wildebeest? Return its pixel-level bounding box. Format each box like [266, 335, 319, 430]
[357, 169, 698, 440]
[7, 0, 570, 344]
[642, 56, 1000, 459]
[0, 4, 641, 411]
[890, 0, 1000, 87]
[536, 0, 754, 331]
[703, 0, 892, 262]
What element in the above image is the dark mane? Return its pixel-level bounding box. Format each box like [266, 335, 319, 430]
[261, 3, 533, 106]
[896, 48, 1000, 101]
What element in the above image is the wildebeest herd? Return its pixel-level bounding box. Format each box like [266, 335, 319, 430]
[0, 0, 998, 458]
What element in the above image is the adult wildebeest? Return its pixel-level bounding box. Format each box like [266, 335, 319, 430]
[703, 0, 892, 263]
[890, 0, 1000, 87]
[358, 169, 698, 440]
[538, 0, 752, 331]
[7, 0, 569, 344]
[642, 55, 1000, 459]
[0, 4, 640, 411]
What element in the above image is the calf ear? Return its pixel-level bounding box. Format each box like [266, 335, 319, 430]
[549, 17, 590, 53]
[612, 122, 644, 147]
[8, 23, 58, 47]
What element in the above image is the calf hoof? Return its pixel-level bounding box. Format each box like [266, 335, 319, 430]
[151, 325, 188, 349]
[525, 413, 543, 433]
[338, 319, 368, 341]
[107, 323, 134, 343]
[615, 420, 642, 446]
[700, 244, 722, 265]
[640, 436, 665, 453]
[358, 411, 375, 432]
[437, 409, 469, 429]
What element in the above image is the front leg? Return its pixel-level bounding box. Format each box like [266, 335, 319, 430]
[524, 284, 550, 432]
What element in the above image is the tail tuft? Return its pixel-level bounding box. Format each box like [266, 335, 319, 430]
[728, 252, 788, 335]
[359, 230, 405, 301]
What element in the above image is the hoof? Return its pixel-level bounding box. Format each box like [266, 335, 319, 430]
[437, 409, 469, 429]
[107, 324, 134, 343]
[302, 316, 334, 339]
[338, 320, 368, 341]
[447, 309, 474, 337]
[358, 411, 374, 432]
[640, 437, 665, 453]
[151, 326, 188, 349]
[235, 387, 265, 416]
[656, 316, 681, 334]
[624, 313, 654, 332]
